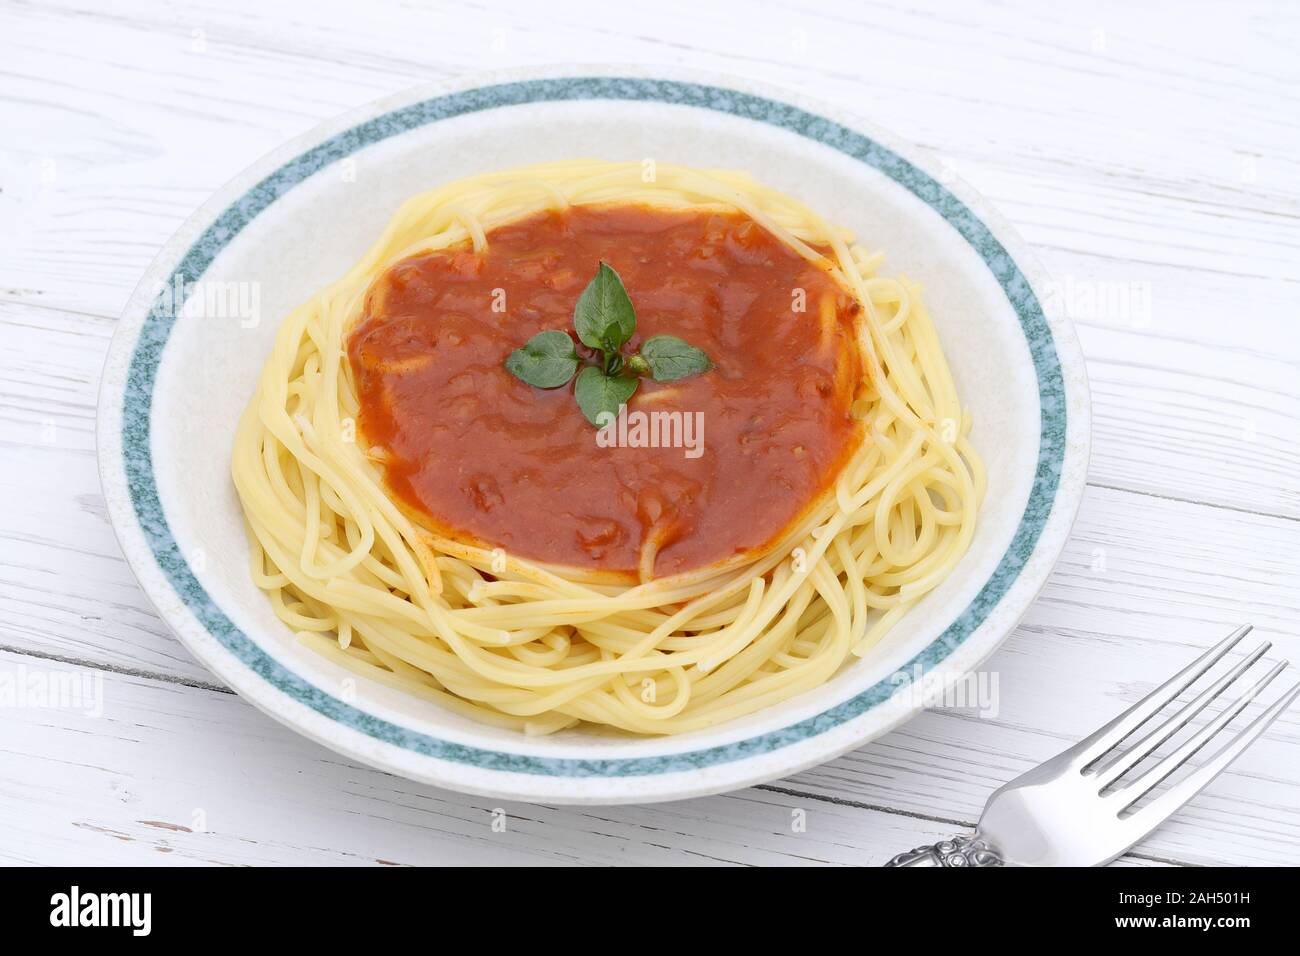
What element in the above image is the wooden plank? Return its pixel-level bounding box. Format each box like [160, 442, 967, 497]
[0, 648, 1168, 866]
[786, 484, 1300, 867]
[2, 403, 1294, 864]
[2, 0, 1297, 866]
[0, 302, 218, 685]
[0, 0, 1296, 514]
[4, 309, 1293, 725]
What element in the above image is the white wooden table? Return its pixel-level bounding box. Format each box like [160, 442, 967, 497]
[2, 0, 1297, 867]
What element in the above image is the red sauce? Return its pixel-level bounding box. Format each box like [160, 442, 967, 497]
[347, 204, 864, 580]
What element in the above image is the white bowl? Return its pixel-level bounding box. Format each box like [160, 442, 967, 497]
[97, 65, 1090, 804]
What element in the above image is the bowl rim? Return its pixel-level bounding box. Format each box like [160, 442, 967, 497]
[96, 64, 1091, 803]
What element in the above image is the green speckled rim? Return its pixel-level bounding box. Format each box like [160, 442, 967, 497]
[120, 76, 1066, 778]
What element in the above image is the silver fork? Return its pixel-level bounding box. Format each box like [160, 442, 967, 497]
[885, 624, 1300, 866]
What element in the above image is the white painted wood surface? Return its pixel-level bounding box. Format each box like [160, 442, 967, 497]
[2, 0, 1297, 866]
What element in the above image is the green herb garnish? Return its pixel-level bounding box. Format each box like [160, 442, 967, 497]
[573, 262, 637, 353]
[504, 261, 714, 426]
[574, 365, 639, 425]
[638, 334, 713, 381]
[503, 329, 579, 388]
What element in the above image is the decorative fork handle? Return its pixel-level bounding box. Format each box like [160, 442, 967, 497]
[884, 834, 1004, 867]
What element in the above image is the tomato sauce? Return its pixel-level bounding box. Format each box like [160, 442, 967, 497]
[347, 204, 864, 580]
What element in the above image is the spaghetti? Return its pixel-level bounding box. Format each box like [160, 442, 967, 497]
[231, 160, 984, 735]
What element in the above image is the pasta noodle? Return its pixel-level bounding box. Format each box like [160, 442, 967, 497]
[231, 160, 984, 736]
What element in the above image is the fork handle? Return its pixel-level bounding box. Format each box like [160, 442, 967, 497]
[884, 834, 1004, 867]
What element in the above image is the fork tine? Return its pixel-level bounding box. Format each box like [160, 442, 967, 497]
[1112, 661, 1288, 809]
[1092, 641, 1271, 788]
[1065, 624, 1252, 769]
[1119, 677, 1300, 837]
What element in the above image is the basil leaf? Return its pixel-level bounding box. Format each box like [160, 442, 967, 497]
[504, 329, 579, 388]
[639, 335, 714, 381]
[573, 261, 637, 351]
[574, 366, 638, 426]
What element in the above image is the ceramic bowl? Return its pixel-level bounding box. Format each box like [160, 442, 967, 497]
[98, 65, 1090, 803]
